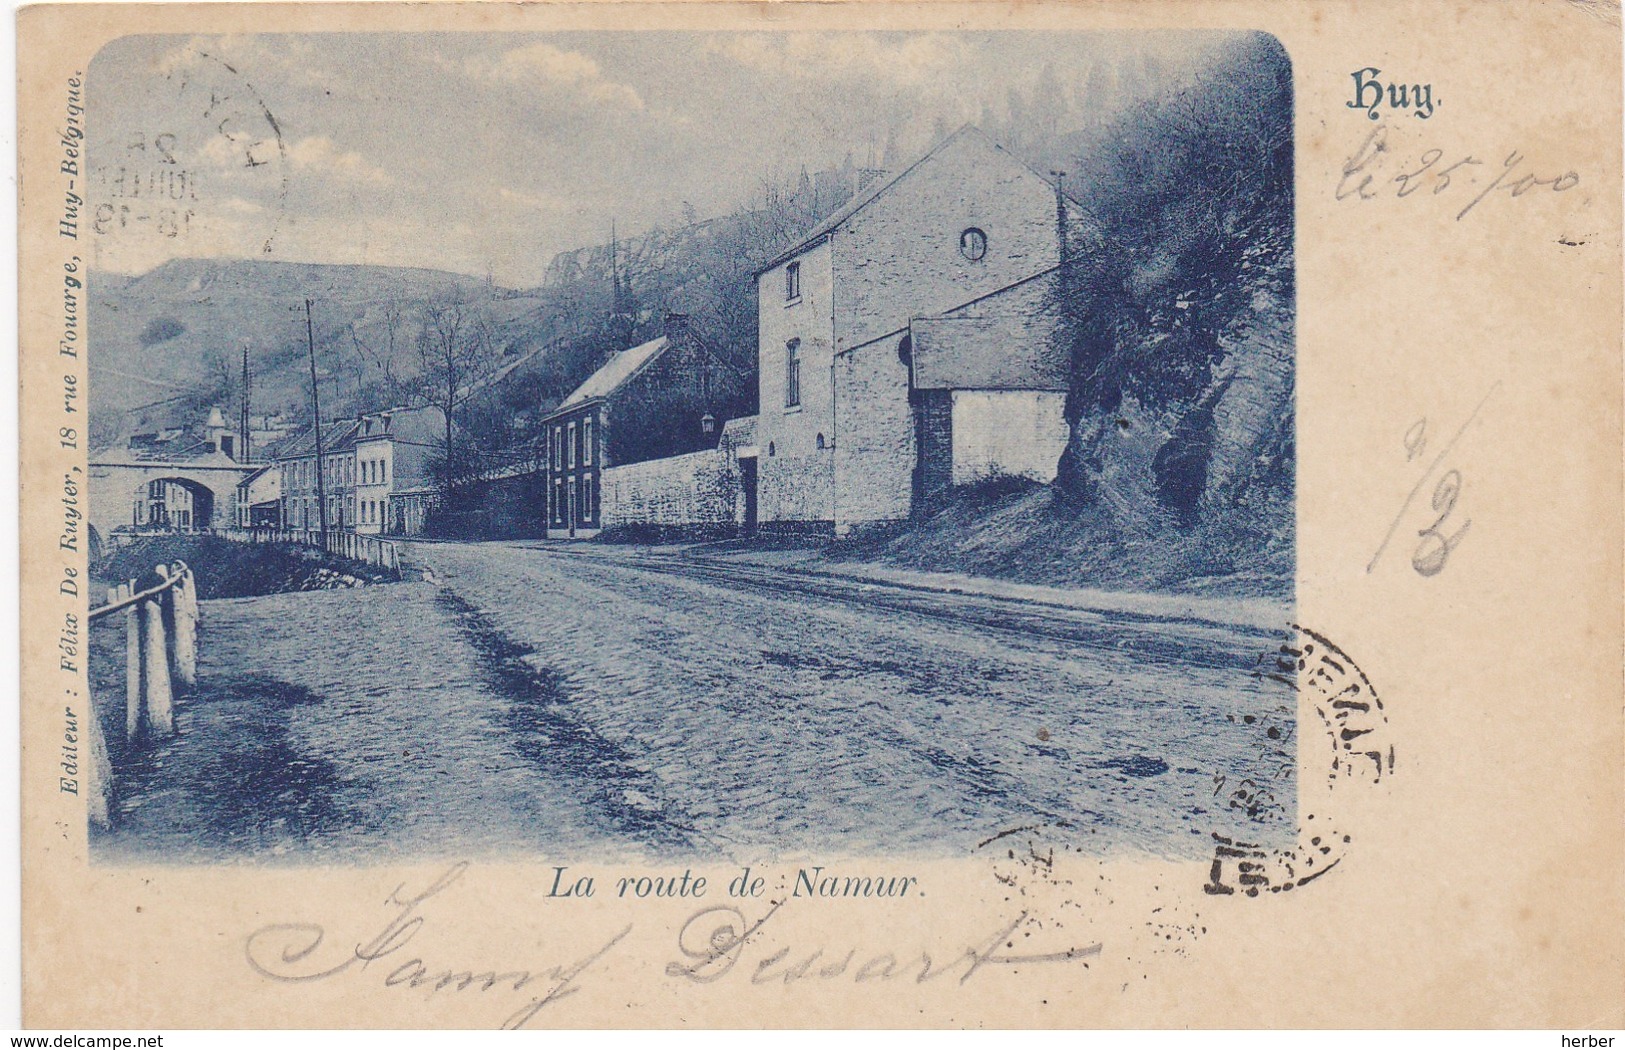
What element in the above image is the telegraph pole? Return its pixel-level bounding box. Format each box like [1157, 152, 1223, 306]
[305, 298, 328, 539]
[239, 341, 252, 464]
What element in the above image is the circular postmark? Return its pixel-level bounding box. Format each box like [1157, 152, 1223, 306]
[87, 39, 290, 268]
[1203, 624, 1394, 898]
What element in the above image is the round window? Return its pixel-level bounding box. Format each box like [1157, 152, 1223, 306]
[959, 227, 987, 262]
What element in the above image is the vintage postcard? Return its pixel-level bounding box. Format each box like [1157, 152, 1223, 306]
[16, 0, 1622, 1030]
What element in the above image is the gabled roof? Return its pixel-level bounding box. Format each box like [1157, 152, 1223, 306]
[272, 419, 362, 460]
[552, 335, 672, 413]
[757, 124, 1091, 275]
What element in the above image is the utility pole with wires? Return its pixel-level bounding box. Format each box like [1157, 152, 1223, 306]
[305, 298, 328, 539]
[239, 341, 252, 464]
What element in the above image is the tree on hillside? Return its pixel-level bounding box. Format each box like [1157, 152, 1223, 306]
[413, 294, 502, 490]
[347, 302, 416, 410]
[1048, 31, 1294, 523]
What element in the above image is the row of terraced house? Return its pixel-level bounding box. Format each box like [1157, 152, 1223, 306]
[537, 125, 1089, 541]
[233, 403, 446, 537]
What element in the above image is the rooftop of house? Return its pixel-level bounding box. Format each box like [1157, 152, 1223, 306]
[235, 463, 279, 488]
[90, 407, 243, 466]
[756, 124, 1093, 276]
[719, 414, 758, 449]
[273, 418, 363, 460]
[549, 315, 698, 415]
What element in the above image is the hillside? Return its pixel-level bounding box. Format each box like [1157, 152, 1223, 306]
[86, 259, 554, 445]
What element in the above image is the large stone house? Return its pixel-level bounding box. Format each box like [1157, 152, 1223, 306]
[275, 407, 445, 535]
[753, 124, 1094, 534]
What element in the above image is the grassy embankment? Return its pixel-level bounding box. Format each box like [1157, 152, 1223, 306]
[94, 534, 400, 600]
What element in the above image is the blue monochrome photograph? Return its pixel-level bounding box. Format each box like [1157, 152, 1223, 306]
[77, 29, 1297, 864]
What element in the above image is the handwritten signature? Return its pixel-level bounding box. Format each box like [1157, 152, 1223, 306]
[665, 901, 1101, 986]
[244, 863, 630, 1030]
[245, 864, 1103, 1027]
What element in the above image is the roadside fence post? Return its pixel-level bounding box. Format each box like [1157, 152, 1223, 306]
[170, 562, 198, 690]
[83, 685, 114, 829]
[142, 566, 175, 737]
[121, 582, 141, 741]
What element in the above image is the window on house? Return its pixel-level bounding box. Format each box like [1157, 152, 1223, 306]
[816, 433, 826, 450]
[568, 422, 578, 468]
[553, 427, 562, 471]
[786, 339, 801, 408]
[959, 227, 988, 261]
[554, 479, 564, 523]
[583, 418, 594, 466]
[785, 261, 801, 302]
[582, 473, 594, 522]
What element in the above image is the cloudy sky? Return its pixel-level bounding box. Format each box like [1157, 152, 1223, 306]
[87, 31, 1231, 287]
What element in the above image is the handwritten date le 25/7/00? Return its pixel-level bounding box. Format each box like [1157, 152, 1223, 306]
[1338, 125, 1579, 221]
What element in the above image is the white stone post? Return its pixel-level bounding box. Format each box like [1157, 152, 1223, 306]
[170, 564, 198, 690]
[142, 568, 175, 737]
[121, 582, 141, 742]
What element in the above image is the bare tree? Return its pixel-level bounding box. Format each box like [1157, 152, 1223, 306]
[348, 302, 415, 409]
[414, 295, 501, 487]
[202, 344, 238, 409]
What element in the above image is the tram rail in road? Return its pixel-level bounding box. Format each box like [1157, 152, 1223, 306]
[510, 542, 1287, 675]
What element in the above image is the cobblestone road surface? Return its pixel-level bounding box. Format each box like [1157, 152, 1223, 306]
[94, 540, 1295, 863]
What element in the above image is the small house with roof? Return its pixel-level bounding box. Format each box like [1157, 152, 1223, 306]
[234, 464, 282, 528]
[540, 314, 746, 539]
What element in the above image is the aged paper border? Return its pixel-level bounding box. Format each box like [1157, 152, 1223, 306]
[18, 0, 1625, 1028]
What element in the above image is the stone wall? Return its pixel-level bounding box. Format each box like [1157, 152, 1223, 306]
[832, 336, 915, 528]
[757, 446, 833, 525]
[600, 450, 737, 528]
[831, 129, 1073, 355]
